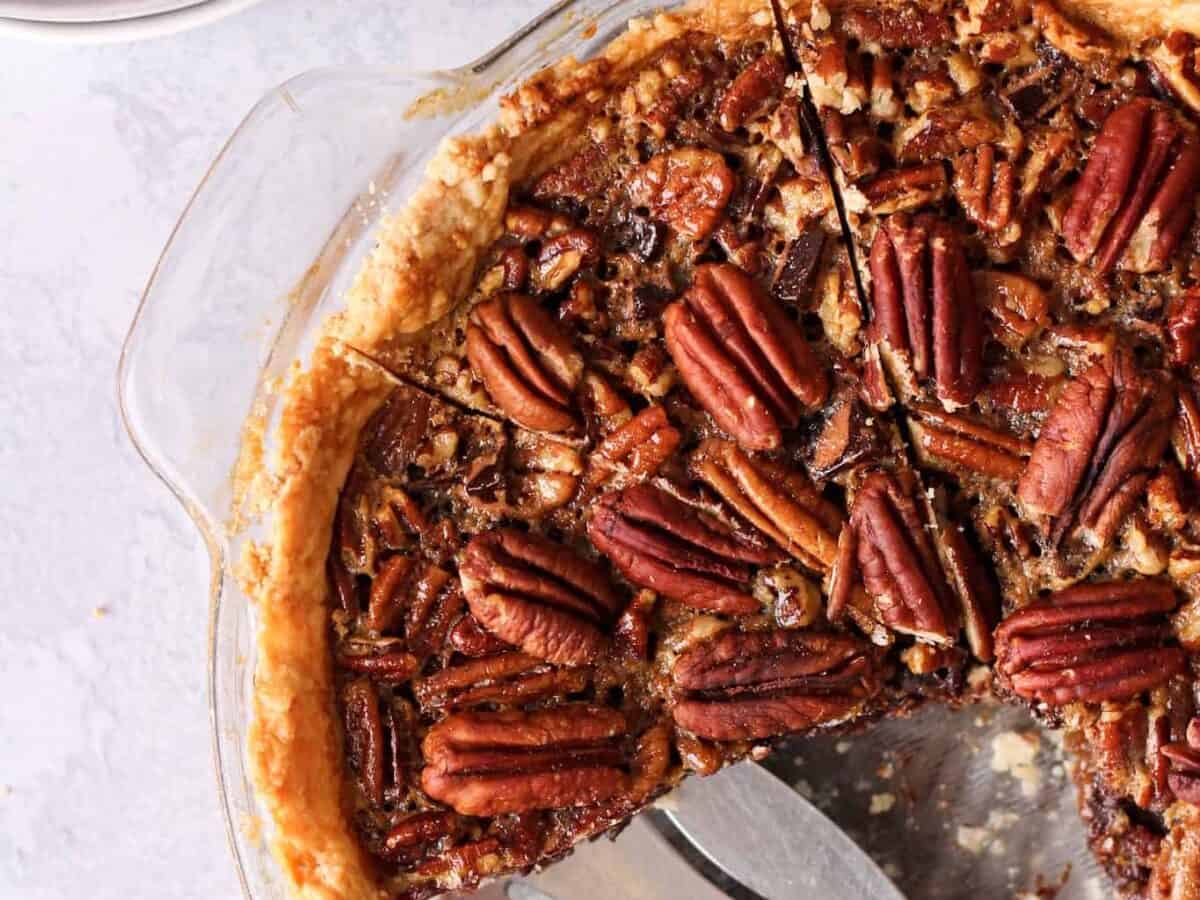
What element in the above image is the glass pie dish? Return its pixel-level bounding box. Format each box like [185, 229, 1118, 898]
[118, 1, 1106, 897]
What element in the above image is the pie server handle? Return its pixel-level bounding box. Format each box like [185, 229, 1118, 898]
[664, 761, 908, 900]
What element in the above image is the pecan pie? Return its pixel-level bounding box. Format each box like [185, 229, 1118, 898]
[240, 1, 1200, 897]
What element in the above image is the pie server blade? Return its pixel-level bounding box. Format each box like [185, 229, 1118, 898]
[663, 761, 908, 900]
[482, 761, 902, 900]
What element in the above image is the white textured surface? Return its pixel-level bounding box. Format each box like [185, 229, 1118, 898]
[0, 2, 544, 897]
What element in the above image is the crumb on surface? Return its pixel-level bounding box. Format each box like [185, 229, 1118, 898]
[990, 730, 1042, 798]
[869, 792, 896, 815]
[957, 824, 990, 854]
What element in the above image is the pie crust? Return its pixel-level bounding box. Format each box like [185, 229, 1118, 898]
[239, 1, 1200, 898]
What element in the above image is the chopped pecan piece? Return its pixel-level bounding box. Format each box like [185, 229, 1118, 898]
[808, 395, 883, 479]
[1166, 288, 1200, 368]
[421, 705, 629, 816]
[1017, 350, 1175, 547]
[690, 438, 843, 572]
[1150, 31, 1200, 114]
[459, 529, 624, 667]
[664, 263, 828, 451]
[980, 362, 1066, 417]
[381, 811, 462, 866]
[1062, 99, 1200, 274]
[860, 163, 949, 215]
[994, 580, 1187, 705]
[588, 482, 781, 615]
[582, 405, 681, 495]
[1174, 383, 1200, 482]
[627, 148, 734, 241]
[671, 630, 879, 741]
[772, 223, 826, 306]
[1161, 718, 1200, 804]
[718, 52, 787, 131]
[532, 229, 600, 292]
[952, 145, 1019, 244]
[754, 565, 823, 628]
[973, 271, 1050, 351]
[896, 100, 1006, 164]
[908, 404, 1033, 481]
[447, 614, 511, 658]
[466, 293, 583, 432]
[828, 470, 960, 646]
[805, 35, 867, 114]
[414, 651, 588, 711]
[462, 429, 581, 521]
[363, 556, 462, 658]
[867, 213, 984, 409]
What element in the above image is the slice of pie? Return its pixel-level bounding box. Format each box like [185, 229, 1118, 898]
[239, 1, 1200, 897]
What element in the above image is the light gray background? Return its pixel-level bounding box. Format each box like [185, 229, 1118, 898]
[0, 2, 546, 897]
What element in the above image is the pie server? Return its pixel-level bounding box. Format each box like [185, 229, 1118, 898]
[481, 761, 906, 900]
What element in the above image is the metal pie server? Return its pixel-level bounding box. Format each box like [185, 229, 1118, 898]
[663, 761, 907, 900]
[483, 761, 906, 900]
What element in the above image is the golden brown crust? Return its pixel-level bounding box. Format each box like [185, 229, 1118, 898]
[246, 3, 783, 897]
[244, 341, 393, 899]
[1045, 0, 1200, 42]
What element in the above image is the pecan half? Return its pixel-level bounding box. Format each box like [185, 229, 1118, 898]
[627, 148, 734, 241]
[827, 470, 960, 645]
[459, 529, 624, 667]
[421, 705, 628, 816]
[1062, 99, 1200, 274]
[994, 580, 1187, 705]
[1161, 717, 1200, 804]
[1016, 350, 1175, 547]
[588, 482, 781, 615]
[719, 52, 787, 131]
[466, 293, 583, 432]
[343, 678, 387, 806]
[664, 263, 828, 451]
[952, 144, 1019, 244]
[413, 651, 588, 711]
[671, 630, 879, 741]
[908, 404, 1033, 481]
[867, 213, 983, 409]
[690, 438, 843, 572]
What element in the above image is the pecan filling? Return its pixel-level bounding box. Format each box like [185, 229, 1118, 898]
[319, 7, 1200, 897]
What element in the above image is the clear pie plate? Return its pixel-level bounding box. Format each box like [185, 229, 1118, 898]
[117, 1, 1102, 897]
[0, 0, 264, 41]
